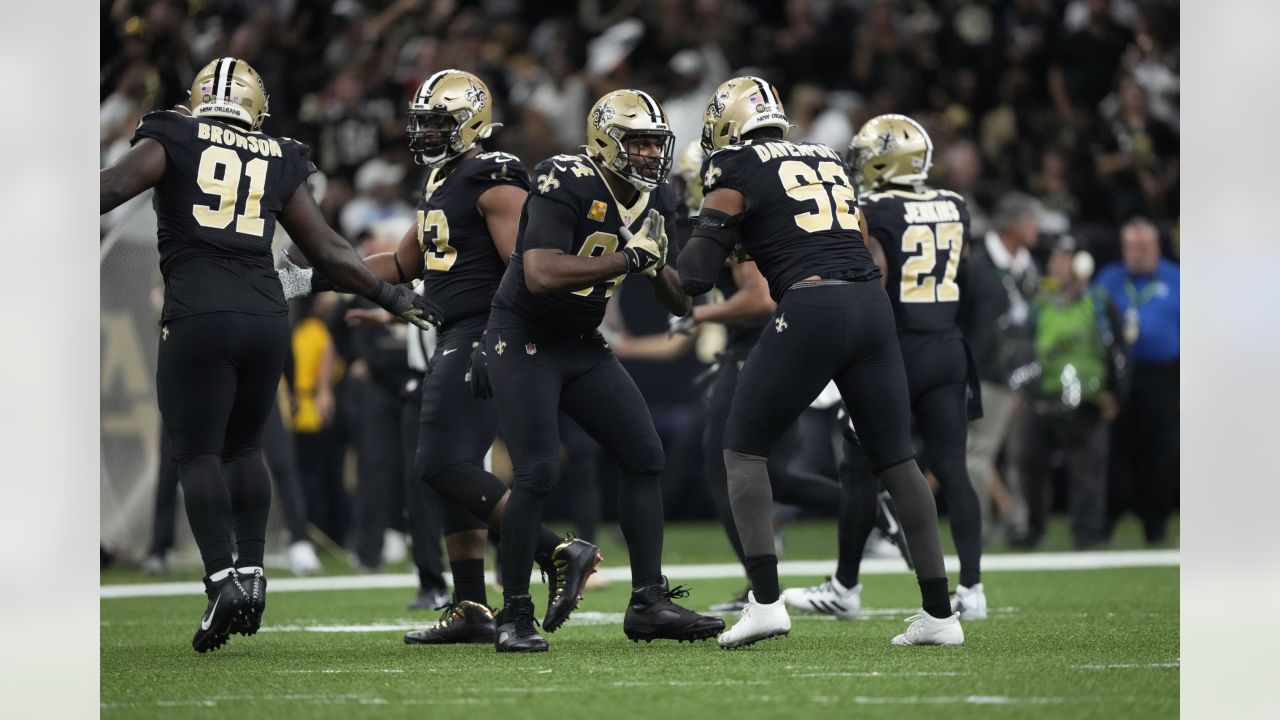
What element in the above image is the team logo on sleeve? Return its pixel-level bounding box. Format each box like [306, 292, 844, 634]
[703, 164, 721, 189]
[588, 200, 608, 222]
[537, 171, 560, 194]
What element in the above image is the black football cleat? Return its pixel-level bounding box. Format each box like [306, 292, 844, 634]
[624, 577, 725, 643]
[875, 490, 914, 570]
[494, 595, 549, 653]
[233, 568, 267, 636]
[192, 573, 247, 653]
[541, 536, 602, 633]
[405, 600, 496, 645]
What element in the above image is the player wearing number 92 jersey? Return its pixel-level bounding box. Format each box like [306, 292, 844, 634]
[682, 77, 962, 650]
[99, 57, 432, 654]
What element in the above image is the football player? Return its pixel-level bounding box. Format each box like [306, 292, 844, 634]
[99, 58, 435, 653]
[784, 115, 987, 621]
[284, 70, 604, 644]
[485, 89, 724, 652]
[681, 77, 963, 648]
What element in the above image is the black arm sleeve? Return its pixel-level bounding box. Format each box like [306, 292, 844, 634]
[679, 207, 741, 295]
[521, 194, 578, 252]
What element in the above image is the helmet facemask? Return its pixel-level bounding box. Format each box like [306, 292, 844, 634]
[407, 109, 466, 167]
[608, 128, 675, 193]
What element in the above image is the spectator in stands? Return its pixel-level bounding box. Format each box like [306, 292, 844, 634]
[1019, 237, 1122, 549]
[339, 158, 414, 239]
[960, 193, 1043, 541]
[1092, 74, 1179, 223]
[1093, 217, 1179, 544]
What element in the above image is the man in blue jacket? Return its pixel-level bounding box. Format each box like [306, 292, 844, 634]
[1093, 217, 1179, 544]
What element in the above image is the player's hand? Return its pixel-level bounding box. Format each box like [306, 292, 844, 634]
[728, 243, 753, 263]
[465, 342, 493, 400]
[668, 313, 697, 337]
[277, 253, 334, 299]
[373, 281, 442, 330]
[651, 210, 670, 275]
[620, 209, 666, 276]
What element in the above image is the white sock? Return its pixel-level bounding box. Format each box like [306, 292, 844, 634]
[830, 576, 851, 594]
[238, 566, 263, 575]
[209, 567, 236, 582]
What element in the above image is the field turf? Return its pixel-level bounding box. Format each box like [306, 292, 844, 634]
[101, 518, 1178, 719]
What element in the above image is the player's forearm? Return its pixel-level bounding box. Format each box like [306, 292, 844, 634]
[305, 233, 387, 298]
[693, 287, 773, 325]
[651, 265, 692, 317]
[526, 251, 628, 295]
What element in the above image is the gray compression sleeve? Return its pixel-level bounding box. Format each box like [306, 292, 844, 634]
[724, 449, 776, 558]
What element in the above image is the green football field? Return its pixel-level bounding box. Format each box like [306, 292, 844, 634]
[101, 518, 1179, 719]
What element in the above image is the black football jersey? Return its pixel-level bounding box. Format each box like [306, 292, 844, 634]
[132, 111, 314, 321]
[860, 187, 971, 332]
[416, 151, 530, 333]
[700, 139, 879, 302]
[492, 154, 679, 335]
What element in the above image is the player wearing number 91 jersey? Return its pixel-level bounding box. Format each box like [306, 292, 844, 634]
[100, 57, 433, 654]
[682, 77, 963, 650]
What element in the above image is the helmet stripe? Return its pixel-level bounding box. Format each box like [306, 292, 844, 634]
[223, 59, 238, 101]
[748, 77, 776, 107]
[418, 69, 452, 105]
[635, 90, 661, 123]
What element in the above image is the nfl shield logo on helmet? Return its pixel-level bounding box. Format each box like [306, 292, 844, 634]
[525, 343, 538, 356]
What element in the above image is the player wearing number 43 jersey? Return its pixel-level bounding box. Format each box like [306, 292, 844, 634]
[99, 57, 434, 653]
[486, 88, 724, 652]
[784, 115, 987, 624]
[679, 77, 963, 649]
[282, 70, 603, 644]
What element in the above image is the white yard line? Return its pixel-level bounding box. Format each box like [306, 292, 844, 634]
[101, 549, 1178, 599]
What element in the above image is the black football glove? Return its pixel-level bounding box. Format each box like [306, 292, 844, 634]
[465, 342, 493, 399]
[372, 280, 441, 331]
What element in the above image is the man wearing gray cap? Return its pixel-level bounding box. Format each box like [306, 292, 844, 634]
[959, 193, 1042, 541]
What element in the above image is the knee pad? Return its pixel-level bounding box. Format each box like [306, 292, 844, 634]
[220, 444, 260, 463]
[423, 462, 507, 520]
[512, 460, 559, 498]
[620, 441, 665, 477]
[441, 498, 489, 536]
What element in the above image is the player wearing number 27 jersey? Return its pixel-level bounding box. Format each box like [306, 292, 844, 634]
[678, 77, 962, 650]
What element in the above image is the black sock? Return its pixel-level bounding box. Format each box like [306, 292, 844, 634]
[176, 454, 236, 576]
[500, 486, 544, 604]
[224, 451, 272, 569]
[744, 554, 780, 604]
[919, 577, 951, 619]
[533, 526, 562, 568]
[618, 471, 664, 589]
[450, 558, 487, 607]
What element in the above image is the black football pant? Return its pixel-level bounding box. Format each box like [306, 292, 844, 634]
[150, 402, 309, 557]
[1023, 400, 1108, 548]
[702, 349, 842, 568]
[723, 281, 949, 604]
[156, 312, 288, 576]
[399, 376, 446, 594]
[1107, 360, 1179, 543]
[488, 313, 666, 602]
[837, 330, 984, 588]
[352, 378, 406, 569]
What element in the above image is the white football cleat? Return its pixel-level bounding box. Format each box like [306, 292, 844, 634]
[718, 592, 792, 649]
[288, 540, 322, 576]
[891, 611, 964, 646]
[951, 583, 988, 620]
[782, 577, 861, 620]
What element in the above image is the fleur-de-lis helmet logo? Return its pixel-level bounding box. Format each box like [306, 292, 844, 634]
[592, 102, 615, 129]
[708, 89, 731, 120]
[464, 81, 487, 112]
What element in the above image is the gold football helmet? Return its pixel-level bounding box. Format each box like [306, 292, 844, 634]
[675, 140, 706, 212]
[700, 76, 790, 153]
[585, 89, 675, 193]
[407, 69, 501, 166]
[188, 57, 270, 131]
[847, 114, 934, 191]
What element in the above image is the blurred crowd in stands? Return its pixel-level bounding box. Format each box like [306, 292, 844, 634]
[101, 0, 1179, 580]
